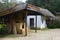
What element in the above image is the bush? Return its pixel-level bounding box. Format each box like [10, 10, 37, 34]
[47, 21, 59, 29]
[0, 24, 6, 34]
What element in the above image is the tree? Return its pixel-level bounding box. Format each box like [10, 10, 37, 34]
[0, 0, 17, 12]
[27, 0, 60, 13]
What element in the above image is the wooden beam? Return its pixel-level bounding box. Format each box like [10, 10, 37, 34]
[35, 15, 37, 32]
[25, 11, 28, 36]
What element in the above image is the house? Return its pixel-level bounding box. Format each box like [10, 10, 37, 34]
[0, 3, 55, 35]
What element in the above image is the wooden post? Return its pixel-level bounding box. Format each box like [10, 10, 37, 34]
[24, 4, 28, 36]
[25, 11, 28, 36]
[35, 15, 37, 32]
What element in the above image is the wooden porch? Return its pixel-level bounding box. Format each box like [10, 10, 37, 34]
[0, 10, 28, 36]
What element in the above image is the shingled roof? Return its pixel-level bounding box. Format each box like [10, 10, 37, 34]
[0, 3, 55, 18]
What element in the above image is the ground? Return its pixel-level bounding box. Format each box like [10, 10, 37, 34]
[0, 29, 60, 40]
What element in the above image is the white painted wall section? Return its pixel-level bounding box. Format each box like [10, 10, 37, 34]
[27, 15, 36, 28]
[27, 15, 47, 29]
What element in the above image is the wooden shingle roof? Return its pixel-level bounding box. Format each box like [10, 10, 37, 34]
[0, 3, 55, 18]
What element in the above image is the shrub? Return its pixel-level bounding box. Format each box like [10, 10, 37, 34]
[0, 24, 6, 34]
[47, 21, 59, 29]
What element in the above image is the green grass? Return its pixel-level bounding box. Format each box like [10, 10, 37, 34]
[40, 28, 48, 31]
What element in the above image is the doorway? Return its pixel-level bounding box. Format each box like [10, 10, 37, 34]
[30, 18, 34, 29]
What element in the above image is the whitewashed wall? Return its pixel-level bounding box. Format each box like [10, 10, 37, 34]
[27, 15, 47, 29]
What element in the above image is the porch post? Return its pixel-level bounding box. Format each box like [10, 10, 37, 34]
[25, 4, 28, 36]
[35, 15, 37, 32]
[25, 11, 28, 36]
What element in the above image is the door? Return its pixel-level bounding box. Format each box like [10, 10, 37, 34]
[30, 18, 34, 29]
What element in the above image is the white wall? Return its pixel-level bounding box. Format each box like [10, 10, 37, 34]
[27, 15, 47, 29]
[27, 15, 36, 28]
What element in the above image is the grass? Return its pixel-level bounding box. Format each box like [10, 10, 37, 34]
[0, 34, 9, 38]
[0, 34, 26, 38]
[40, 27, 48, 31]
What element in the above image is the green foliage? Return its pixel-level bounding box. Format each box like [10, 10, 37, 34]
[27, 0, 60, 12]
[0, 0, 17, 12]
[2, 0, 9, 3]
[0, 3, 9, 11]
[48, 23, 56, 29]
[47, 21, 59, 29]
[0, 24, 6, 34]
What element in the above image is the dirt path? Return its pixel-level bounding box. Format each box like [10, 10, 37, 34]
[0, 29, 60, 40]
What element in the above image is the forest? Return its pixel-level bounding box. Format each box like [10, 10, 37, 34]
[0, 0, 60, 14]
[27, 0, 60, 14]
